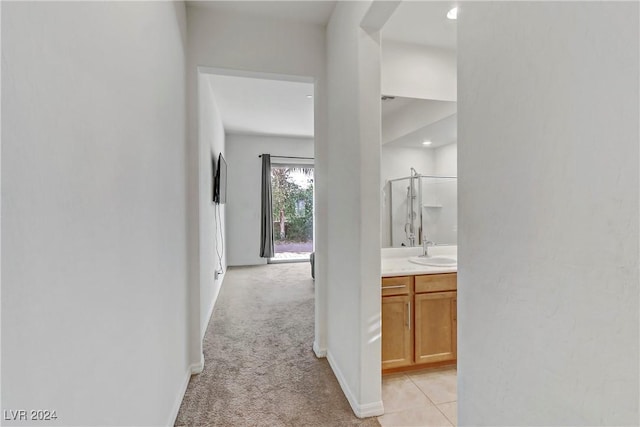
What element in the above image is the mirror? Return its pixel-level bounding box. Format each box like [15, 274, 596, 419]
[381, 96, 458, 248]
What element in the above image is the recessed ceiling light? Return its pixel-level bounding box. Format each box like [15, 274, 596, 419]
[447, 6, 458, 20]
[306, 95, 313, 99]
[422, 140, 432, 146]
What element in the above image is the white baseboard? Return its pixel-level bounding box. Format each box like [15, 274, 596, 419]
[313, 341, 327, 358]
[357, 400, 385, 418]
[326, 350, 384, 418]
[201, 273, 224, 341]
[168, 366, 193, 426]
[191, 353, 204, 374]
[168, 356, 206, 426]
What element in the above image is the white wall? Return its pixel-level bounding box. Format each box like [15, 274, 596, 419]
[185, 0, 330, 372]
[381, 40, 456, 101]
[198, 75, 226, 340]
[326, 1, 383, 417]
[458, 2, 639, 425]
[382, 146, 436, 184]
[2, 2, 191, 425]
[429, 143, 458, 245]
[225, 134, 314, 266]
[434, 142, 457, 177]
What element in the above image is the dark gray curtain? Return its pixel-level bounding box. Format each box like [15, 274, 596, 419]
[260, 154, 274, 258]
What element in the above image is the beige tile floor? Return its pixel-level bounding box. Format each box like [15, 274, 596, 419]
[378, 367, 457, 427]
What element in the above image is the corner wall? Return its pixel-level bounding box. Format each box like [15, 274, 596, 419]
[225, 134, 314, 267]
[197, 75, 226, 341]
[326, 1, 383, 416]
[185, 3, 328, 358]
[458, 2, 639, 424]
[1, 2, 191, 425]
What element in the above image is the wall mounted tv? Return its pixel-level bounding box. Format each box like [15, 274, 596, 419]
[213, 153, 227, 204]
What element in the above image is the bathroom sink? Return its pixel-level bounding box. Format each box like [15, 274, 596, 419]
[408, 256, 457, 267]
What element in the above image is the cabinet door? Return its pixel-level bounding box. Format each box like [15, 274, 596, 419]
[382, 295, 412, 370]
[414, 291, 457, 364]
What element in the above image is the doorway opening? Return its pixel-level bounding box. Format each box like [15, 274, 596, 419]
[270, 164, 314, 263]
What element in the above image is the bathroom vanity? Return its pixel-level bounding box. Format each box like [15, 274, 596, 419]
[381, 247, 457, 373]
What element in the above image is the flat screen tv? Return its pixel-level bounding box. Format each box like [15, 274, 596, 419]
[213, 153, 227, 204]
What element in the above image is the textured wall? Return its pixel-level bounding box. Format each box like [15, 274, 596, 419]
[326, 0, 383, 416]
[2, 2, 190, 425]
[458, 2, 639, 425]
[197, 75, 226, 340]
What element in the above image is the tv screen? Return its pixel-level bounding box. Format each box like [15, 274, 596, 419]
[213, 153, 227, 204]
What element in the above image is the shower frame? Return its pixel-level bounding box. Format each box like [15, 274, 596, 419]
[388, 173, 457, 247]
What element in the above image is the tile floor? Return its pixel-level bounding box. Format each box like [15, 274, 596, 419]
[377, 366, 457, 427]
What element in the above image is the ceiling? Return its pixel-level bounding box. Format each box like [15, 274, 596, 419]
[382, 97, 457, 149]
[207, 74, 314, 138]
[188, 1, 337, 26]
[381, 96, 416, 117]
[198, 1, 457, 140]
[388, 113, 457, 149]
[190, 1, 456, 46]
[382, 1, 457, 50]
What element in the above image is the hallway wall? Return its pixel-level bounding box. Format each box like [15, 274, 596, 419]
[185, 1, 329, 369]
[198, 75, 227, 341]
[458, 2, 639, 424]
[1, 2, 191, 425]
[325, 1, 383, 416]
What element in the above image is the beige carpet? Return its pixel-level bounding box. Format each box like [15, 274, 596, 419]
[175, 263, 380, 427]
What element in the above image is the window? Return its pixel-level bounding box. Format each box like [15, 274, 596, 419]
[270, 165, 314, 262]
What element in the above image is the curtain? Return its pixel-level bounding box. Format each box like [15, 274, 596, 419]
[260, 154, 274, 258]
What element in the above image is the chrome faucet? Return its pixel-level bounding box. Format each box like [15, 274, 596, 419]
[422, 237, 434, 257]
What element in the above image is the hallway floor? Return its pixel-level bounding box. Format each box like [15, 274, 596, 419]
[175, 263, 379, 426]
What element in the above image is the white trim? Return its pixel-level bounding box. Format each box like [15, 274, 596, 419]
[201, 273, 224, 341]
[167, 366, 194, 427]
[197, 66, 315, 84]
[167, 357, 206, 425]
[313, 341, 327, 358]
[358, 400, 385, 418]
[326, 350, 384, 418]
[191, 353, 204, 375]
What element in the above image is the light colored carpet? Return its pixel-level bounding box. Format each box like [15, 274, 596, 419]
[175, 263, 380, 427]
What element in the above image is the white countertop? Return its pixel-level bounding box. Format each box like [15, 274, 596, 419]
[381, 246, 458, 277]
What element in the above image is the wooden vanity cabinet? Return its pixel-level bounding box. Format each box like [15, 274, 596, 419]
[414, 291, 457, 364]
[382, 273, 457, 372]
[381, 276, 412, 370]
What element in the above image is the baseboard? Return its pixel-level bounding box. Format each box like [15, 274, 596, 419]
[201, 273, 224, 341]
[326, 350, 384, 418]
[190, 353, 204, 374]
[313, 341, 327, 358]
[168, 366, 193, 426]
[357, 400, 385, 418]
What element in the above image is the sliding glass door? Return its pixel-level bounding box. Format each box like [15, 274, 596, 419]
[270, 165, 314, 262]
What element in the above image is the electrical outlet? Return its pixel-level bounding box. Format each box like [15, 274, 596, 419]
[214, 268, 223, 280]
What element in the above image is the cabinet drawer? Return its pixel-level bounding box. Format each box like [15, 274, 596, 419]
[415, 273, 456, 293]
[381, 276, 412, 296]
